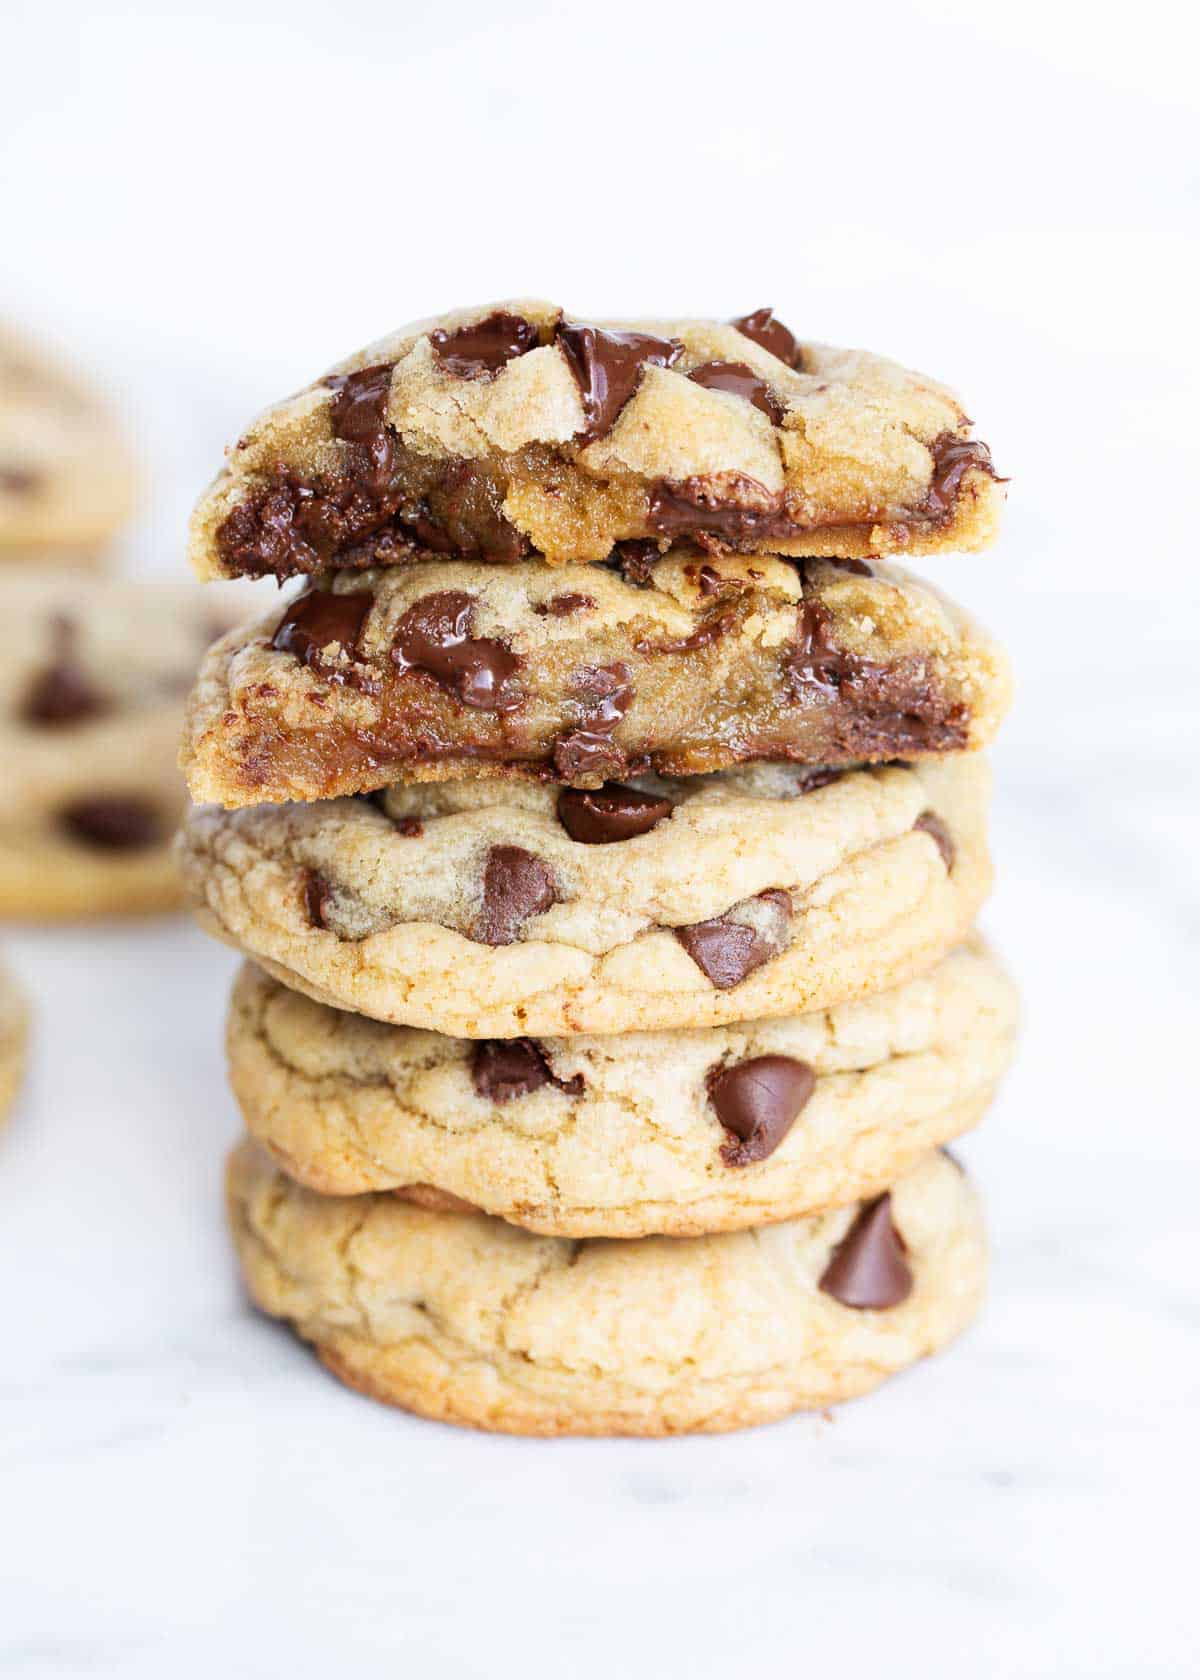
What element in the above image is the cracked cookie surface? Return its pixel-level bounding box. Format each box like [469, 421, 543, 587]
[181, 553, 1008, 808]
[180, 754, 991, 1037]
[227, 1143, 986, 1435]
[189, 300, 1002, 582]
[0, 957, 29, 1126]
[228, 938, 1016, 1236]
[1, 322, 135, 559]
[1, 575, 237, 918]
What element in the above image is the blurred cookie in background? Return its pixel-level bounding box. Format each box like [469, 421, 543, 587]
[1, 321, 136, 565]
[0, 955, 30, 1126]
[0, 575, 239, 918]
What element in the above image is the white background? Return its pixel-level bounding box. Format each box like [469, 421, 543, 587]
[2, 2, 1199, 1675]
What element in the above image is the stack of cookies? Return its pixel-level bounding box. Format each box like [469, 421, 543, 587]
[178, 302, 1017, 1435]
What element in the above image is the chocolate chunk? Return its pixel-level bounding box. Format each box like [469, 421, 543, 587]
[302, 869, 333, 928]
[687, 360, 785, 425]
[647, 473, 794, 547]
[0, 464, 42, 493]
[557, 322, 683, 440]
[557, 784, 672, 844]
[729, 307, 804, 370]
[391, 815, 424, 838]
[535, 593, 596, 617]
[793, 767, 843, 794]
[709, 1054, 815, 1166]
[675, 889, 792, 989]
[913, 811, 955, 870]
[59, 796, 161, 851]
[324, 363, 396, 488]
[552, 663, 633, 780]
[609, 540, 659, 587]
[430, 311, 540, 378]
[271, 587, 373, 677]
[391, 590, 522, 711]
[471, 1037, 584, 1101]
[925, 434, 999, 519]
[474, 846, 558, 946]
[22, 617, 106, 726]
[818, 1195, 913, 1309]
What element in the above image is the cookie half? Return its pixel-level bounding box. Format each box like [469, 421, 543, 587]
[228, 939, 1015, 1236]
[228, 1143, 986, 1435]
[181, 554, 1009, 808]
[1, 575, 236, 918]
[0, 956, 30, 1127]
[180, 754, 991, 1037]
[0, 322, 135, 557]
[190, 300, 1003, 582]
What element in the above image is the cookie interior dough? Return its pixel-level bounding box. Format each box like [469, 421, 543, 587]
[180, 754, 993, 1037]
[181, 552, 1010, 807]
[190, 300, 1003, 583]
[227, 1143, 987, 1436]
[227, 937, 1017, 1236]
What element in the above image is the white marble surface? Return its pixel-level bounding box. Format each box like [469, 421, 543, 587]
[3, 0, 1199, 1672]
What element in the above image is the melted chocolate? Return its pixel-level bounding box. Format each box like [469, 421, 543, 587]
[557, 784, 672, 845]
[325, 363, 395, 489]
[471, 1038, 583, 1102]
[818, 1195, 913, 1309]
[271, 588, 373, 679]
[913, 810, 955, 870]
[925, 434, 999, 520]
[708, 1054, 815, 1166]
[557, 322, 683, 440]
[647, 474, 796, 546]
[552, 663, 633, 780]
[675, 889, 792, 989]
[473, 846, 558, 946]
[536, 593, 596, 617]
[430, 311, 540, 378]
[302, 869, 333, 928]
[687, 360, 784, 425]
[390, 591, 522, 712]
[729, 307, 805, 369]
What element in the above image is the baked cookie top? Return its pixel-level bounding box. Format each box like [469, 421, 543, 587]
[189, 301, 1003, 581]
[181, 553, 1010, 808]
[0, 322, 135, 554]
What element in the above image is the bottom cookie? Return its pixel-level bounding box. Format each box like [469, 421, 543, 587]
[227, 1142, 986, 1436]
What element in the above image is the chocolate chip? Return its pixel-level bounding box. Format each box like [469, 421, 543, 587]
[302, 869, 333, 928]
[709, 1054, 815, 1166]
[675, 889, 792, 989]
[557, 322, 683, 440]
[925, 434, 999, 519]
[557, 784, 672, 844]
[271, 587, 373, 676]
[553, 663, 633, 781]
[913, 811, 955, 870]
[646, 472, 793, 546]
[696, 565, 723, 597]
[729, 307, 805, 370]
[687, 360, 785, 425]
[429, 311, 540, 378]
[793, 767, 844, 794]
[391, 590, 522, 712]
[0, 464, 42, 493]
[59, 797, 162, 851]
[535, 593, 596, 617]
[22, 617, 106, 726]
[609, 540, 659, 587]
[474, 846, 557, 946]
[391, 816, 424, 838]
[324, 363, 395, 488]
[471, 1037, 584, 1101]
[818, 1195, 913, 1309]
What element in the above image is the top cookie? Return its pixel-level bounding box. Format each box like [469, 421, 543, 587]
[189, 301, 1003, 581]
[0, 322, 136, 558]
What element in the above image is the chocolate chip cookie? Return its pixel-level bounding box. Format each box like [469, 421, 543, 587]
[179, 754, 991, 1037]
[227, 1142, 985, 1435]
[0, 956, 29, 1127]
[227, 938, 1015, 1236]
[2, 575, 237, 918]
[0, 322, 135, 561]
[189, 301, 1003, 582]
[181, 553, 1009, 807]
